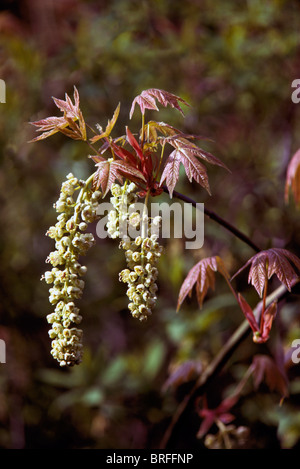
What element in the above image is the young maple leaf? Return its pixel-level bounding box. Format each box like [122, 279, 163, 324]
[159, 136, 228, 197]
[164, 135, 228, 168]
[285, 148, 300, 206]
[233, 248, 300, 298]
[129, 88, 190, 119]
[177, 256, 230, 311]
[29, 86, 86, 142]
[93, 158, 146, 196]
[161, 148, 210, 197]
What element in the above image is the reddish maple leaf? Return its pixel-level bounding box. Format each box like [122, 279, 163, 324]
[160, 147, 211, 198]
[159, 134, 228, 197]
[177, 256, 230, 311]
[164, 135, 228, 168]
[93, 158, 146, 196]
[129, 88, 190, 119]
[233, 248, 300, 298]
[145, 121, 214, 148]
[29, 86, 86, 142]
[285, 148, 300, 206]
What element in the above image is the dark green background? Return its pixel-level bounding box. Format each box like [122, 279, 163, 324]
[0, 0, 300, 449]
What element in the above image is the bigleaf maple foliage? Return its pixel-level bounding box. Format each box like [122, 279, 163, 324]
[31, 87, 300, 448]
[30, 87, 227, 198]
[30, 85, 300, 359]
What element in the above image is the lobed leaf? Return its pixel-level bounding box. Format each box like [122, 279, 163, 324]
[177, 256, 230, 311]
[159, 132, 228, 197]
[29, 86, 86, 142]
[159, 151, 181, 198]
[232, 248, 300, 298]
[160, 147, 211, 198]
[93, 159, 146, 196]
[164, 135, 228, 170]
[130, 88, 190, 119]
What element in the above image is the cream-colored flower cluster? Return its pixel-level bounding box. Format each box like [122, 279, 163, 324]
[42, 173, 101, 366]
[108, 183, 163, 321]
[106, 182, 138, 238]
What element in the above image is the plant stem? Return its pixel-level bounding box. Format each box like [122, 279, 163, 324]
[260, 277, 269, 334]
[224, 277, 240, 304]
[140, 113, 145, 150]
[155, 141, 166, 180]
[163, 186, 261, 253]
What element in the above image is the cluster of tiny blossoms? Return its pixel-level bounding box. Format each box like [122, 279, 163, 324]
[107, 183, 163, 321]
[42, 173, 102, 366]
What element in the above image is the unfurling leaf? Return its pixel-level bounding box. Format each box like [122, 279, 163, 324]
[237, 293, 259, 335]
[29, 86, 86, 142]
[125, 126, 144, 160]
[285, 148, 300, 206]
[259, 301, 277, 344]
[177, 256, 230, 311]
[232, 248, 300, 298]
[238, 293, 277, 343]
[130, 88, 190, 119]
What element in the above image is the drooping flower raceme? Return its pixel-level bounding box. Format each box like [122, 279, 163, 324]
[107, 183, 163, 321]
[42, 173, 102, 366]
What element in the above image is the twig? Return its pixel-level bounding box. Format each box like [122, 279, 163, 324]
[163, 186, 261, 253]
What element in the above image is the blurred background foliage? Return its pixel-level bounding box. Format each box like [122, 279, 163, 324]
[0, 0, 300, 449]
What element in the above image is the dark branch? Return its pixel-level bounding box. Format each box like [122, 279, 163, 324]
[162, 186, 261, 253]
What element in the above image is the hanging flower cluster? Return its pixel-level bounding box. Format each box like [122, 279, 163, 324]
[107, 183, 163, 321]
[42, 173, 102, 366]
[31, 87, 227, 366]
